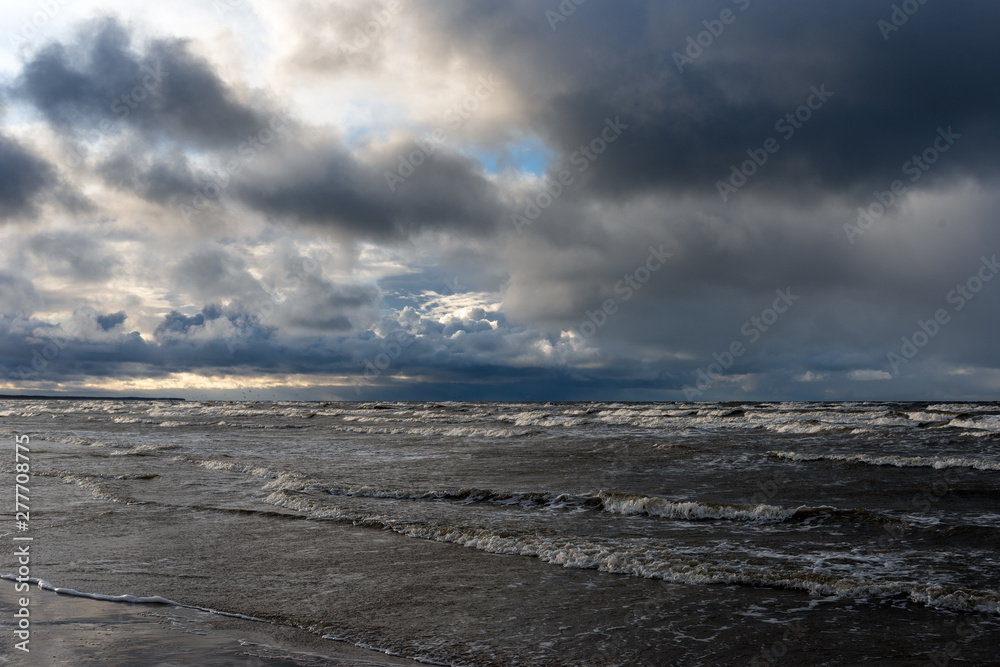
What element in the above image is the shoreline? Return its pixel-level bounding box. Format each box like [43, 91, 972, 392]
[0, 580, 425, 666]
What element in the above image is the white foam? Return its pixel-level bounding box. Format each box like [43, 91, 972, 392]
[598, 492, 798, 522]
[112, 416, 149, 424]
[192, 457, 811, 524]
[927, 403, 994, 414]
[110, 443, 180, 456]
[761, 422, 838, 435]
[260, 490, 1000, 615]
[333, 424, 522, 438]
[950, 416, 1000, 433]
[905, 411, 954, 423]
[197, 459, 280, 480]
[0, 575, 268, 621]
[769, 451, 1000, 472]
[58, 473, 134, 503]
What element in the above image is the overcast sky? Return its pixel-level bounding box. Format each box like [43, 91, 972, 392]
[1, 0, 999, 401]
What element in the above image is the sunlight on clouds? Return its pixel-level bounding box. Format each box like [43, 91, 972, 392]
[2, 1, 999, 400]
[84, 372, 359, 392]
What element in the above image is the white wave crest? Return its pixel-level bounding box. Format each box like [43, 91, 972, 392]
[261, 490, 1000, 615]
[597, 492, 798, 522]
[769, 451, 1000, 472]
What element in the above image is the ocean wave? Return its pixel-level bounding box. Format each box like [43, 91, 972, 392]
[188, 458, 832, 524]
[0, 410, 42, 417]
[759, 422, 852, 435]
[769, 451, 1000, 472]
[927, 404, 997, 414]
[54, 473, 139, 503]
[13, 433, 126, 449]
[111, 416, 155, 424]
[331, 424, 525, 438]
[906, 411, 956, 423]
[494, 410, 559, 427]
[195, 459, 283, 480]
[110, 444, 182, 456]
[949, 417, 1000, 433]
[0, 575, 268, 621]
[115, 457, 928, 530]
[262, 490, 1000, 615]
[696, 408, 746, 418]
[597, 492, 798, 522]
[651, 442, 688, 450]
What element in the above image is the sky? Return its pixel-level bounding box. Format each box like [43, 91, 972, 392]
[1, 0, 999, 401]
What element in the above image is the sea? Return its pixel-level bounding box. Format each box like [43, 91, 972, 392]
[1, 399, 999, 665]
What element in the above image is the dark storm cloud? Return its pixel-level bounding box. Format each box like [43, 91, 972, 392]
[170, 246, 269, 304]
[96, 150, 200, 206]
[0, 272, 41, 316]
[0, 134, 53, 219]
[166, 246, 382, 340]
[0, 284, 537, 388]
[0, 309, 151, 383]
[153, 310, 209, 337]
[414, 0, 1000, 200]
[26, 231, 120, 281]
[12, 17, 276, 149]
[232, 138, 507, 237]
[11, 4, 1000, 232]
[11, 17, 510, 238]
[279, 273, 379, 332]
[4, 3, 1000, 400]
[96, 311, 126, 331]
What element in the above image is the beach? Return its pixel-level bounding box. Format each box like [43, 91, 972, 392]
[0, 582, 424, 666]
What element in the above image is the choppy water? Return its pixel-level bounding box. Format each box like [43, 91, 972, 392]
[2, 400, 999, 665]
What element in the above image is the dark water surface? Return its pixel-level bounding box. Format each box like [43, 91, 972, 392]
[1, 400, 998, 665]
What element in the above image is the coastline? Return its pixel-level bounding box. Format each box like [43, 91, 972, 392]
[0, 581, 424, 666]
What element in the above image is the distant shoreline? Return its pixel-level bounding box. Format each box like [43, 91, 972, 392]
[0, 394, 185, 402]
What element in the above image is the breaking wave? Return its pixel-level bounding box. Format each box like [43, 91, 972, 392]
[769, 451, 1000, 472]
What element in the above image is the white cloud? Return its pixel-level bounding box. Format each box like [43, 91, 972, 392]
[848, 370, 892, 382]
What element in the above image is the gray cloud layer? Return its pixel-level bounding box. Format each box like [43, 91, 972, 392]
[2, 2, 999, 399]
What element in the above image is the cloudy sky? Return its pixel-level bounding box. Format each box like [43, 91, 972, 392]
[1, 0, 999, 401]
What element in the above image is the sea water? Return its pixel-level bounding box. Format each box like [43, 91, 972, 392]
[1, 400, 998, 665]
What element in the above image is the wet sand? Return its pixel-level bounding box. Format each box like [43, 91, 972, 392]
[0, 582, 423, 666]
